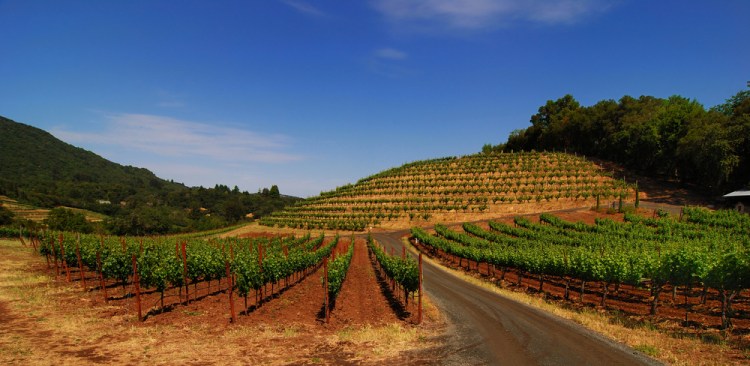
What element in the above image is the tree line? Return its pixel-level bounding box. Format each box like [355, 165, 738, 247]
[485, 91, 750, 194]
[2, 184, 297, 235]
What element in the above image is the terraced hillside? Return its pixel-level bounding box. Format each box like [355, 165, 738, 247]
[260, 152, 634, 231]
[0, 195, 108, 223]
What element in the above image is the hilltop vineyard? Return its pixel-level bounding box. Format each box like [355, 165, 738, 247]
[260, 152, 632, 231]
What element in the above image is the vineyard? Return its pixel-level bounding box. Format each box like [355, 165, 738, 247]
[411, 207, 750, 331]
[22, 230, 422, 326]
[259, 152, 633, 231]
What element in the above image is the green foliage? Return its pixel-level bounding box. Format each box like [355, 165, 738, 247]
[45, 207, 93, 233]
[504, 91, 750, 193]
[138, 242, 184, 293]
[269, 185, 281, 199]
[367, 235, 419, 293]
[0, 116, 301, 235]
[39, 231, 337, 311]
[327, 238, 355, 300]
[0, 227, 21, 238]
[0, 204, 14, 225]
[415, 209, 750, 329]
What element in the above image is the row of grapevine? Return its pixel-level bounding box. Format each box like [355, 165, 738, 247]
[326, 237, 355, 302]
[366, 234, 423, 323]
[320, 237, 356, 322]
[366, 235, 420, 299]
[28, 230, 423, 325]
[412, 209, 750, 329]
[35, 230, 339, 319]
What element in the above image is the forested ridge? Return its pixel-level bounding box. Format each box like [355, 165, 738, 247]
[490, 90, 750, 194]
[0, 116, 299, 234]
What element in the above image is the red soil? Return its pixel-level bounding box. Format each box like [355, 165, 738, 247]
[38, 237, 413, 331]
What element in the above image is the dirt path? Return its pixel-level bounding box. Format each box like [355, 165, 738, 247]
[373, 231, 661, 366]
[328, 238, 404, 326]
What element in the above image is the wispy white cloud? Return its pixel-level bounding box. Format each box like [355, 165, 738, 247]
[375, 47, 408, 60]
[53, 113, 302, 164]
[155, 90, 186, 108]
[371, 0, 615, 32]
[368, 48, 414, 78]
[280, 0, 326, 17]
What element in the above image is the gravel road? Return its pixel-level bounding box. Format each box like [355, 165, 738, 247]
[373, 231, 662, 366]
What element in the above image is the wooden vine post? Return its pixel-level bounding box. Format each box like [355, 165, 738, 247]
[418, 252, 423, 325]
[323, 257, 329, 323]
[52, 238, 59, 277]
[132, 254, 142, 322]
[258, 242, 264, 302]
[96, 249, 108, 303]
[18, 232, 27, 247]
[30, 234, 38, 252]
[181, 242, 189, 304]
[226, 260, 237, 323]
[75, 238, 86, 290]
[391, 247, 398, 290]
[59, 234, 71, 282]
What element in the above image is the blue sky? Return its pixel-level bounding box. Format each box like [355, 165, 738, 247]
[1, 1, 748, 197]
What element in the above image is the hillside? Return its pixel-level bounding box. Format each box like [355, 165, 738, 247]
[494, 91, 750, 194]
[260, 152, 634, 231]
[0, 115, 186, 210]
[0, 115, 299, 234]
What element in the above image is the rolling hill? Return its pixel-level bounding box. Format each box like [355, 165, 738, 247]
[260, 152, 634, 231]
[0, 115, 298, 233]
[0, 115, 185, 210]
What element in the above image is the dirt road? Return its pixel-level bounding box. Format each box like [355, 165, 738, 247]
[373, 231, 661, 366]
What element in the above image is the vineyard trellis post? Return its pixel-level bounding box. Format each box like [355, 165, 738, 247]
[418, 252, 423, 325]
[226, 260, 237, 323]
[60, 233, 71, 282]
[132, 254, 142, 322]
[96, 249, 107, 303]
[181, 242, 189, 304]
[75, 238, 86, 290]
[324, 257, 329, 323]
[52, 238, 59, 277]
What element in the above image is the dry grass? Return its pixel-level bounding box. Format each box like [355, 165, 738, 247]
[402, 237, 749, 366]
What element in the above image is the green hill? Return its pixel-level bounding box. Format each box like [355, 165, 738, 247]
[495, 91, 750, 194]
[260, 152, 633, 231]
[0, 115, 185, 210]
[0, 115, 299, 234]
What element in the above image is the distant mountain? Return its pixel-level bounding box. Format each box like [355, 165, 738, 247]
[0, 115, 299, 234]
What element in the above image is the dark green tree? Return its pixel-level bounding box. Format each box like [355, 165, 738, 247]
[269, 185, 281, 199]
[222, 199, 246, 222]
[45, 207, 93, 233]
[501, 90, 750, 194]
[0, 205, 14, 225]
